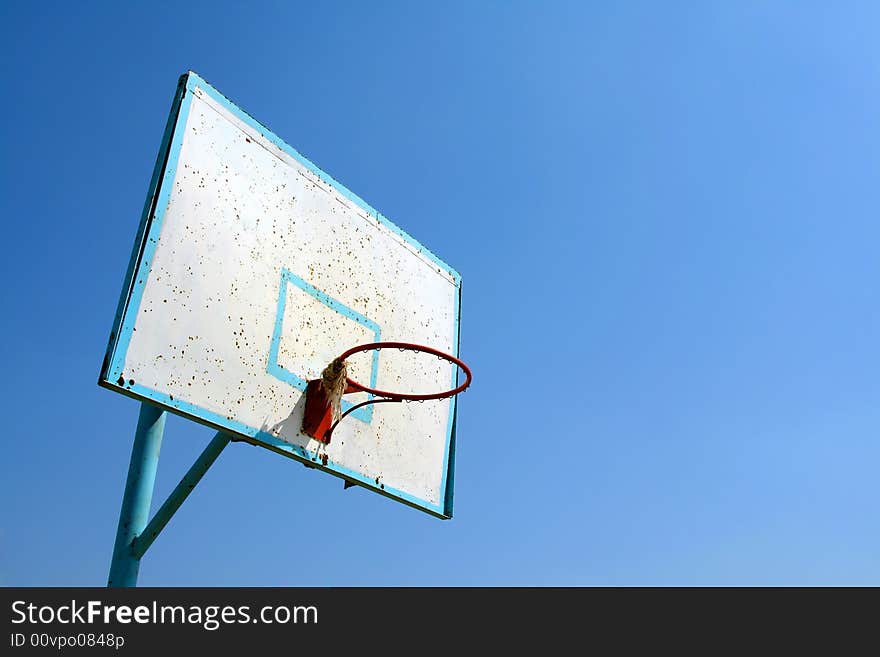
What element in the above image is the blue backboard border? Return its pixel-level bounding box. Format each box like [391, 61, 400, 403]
[98, 71, 462, 519]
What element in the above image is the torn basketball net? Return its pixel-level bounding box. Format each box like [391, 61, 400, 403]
[321, 357, 349, 424]
[301, 342, 472, 445]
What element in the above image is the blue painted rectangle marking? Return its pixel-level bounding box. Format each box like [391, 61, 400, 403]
[267, 269, 381, 423]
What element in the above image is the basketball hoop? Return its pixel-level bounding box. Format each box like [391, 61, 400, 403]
[302, 342, 472, 444]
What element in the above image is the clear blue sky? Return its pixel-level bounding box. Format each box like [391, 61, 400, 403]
[2, 1, 878, 586]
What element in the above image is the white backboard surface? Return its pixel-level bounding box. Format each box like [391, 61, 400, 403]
[100, 72, 462, 518]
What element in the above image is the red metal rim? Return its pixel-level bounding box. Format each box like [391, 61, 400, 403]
[338, 341, 472, 401]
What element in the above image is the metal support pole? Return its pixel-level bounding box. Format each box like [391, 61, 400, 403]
[131, 431, 230, 559]
[108, 402, 166, 587]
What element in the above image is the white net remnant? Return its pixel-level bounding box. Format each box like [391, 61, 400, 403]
[321, 357, 349, 424]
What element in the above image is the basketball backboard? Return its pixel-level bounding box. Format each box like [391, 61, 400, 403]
[99, 72, 462, 518]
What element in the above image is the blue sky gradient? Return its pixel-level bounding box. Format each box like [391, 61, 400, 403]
[1, 1, 878, 585]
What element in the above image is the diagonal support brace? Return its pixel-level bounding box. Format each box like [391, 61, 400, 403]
[130, 430, 231, 560]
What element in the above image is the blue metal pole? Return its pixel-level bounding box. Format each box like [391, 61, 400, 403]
[108, 402, 166, 587]
[131, 431, 230, 559]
